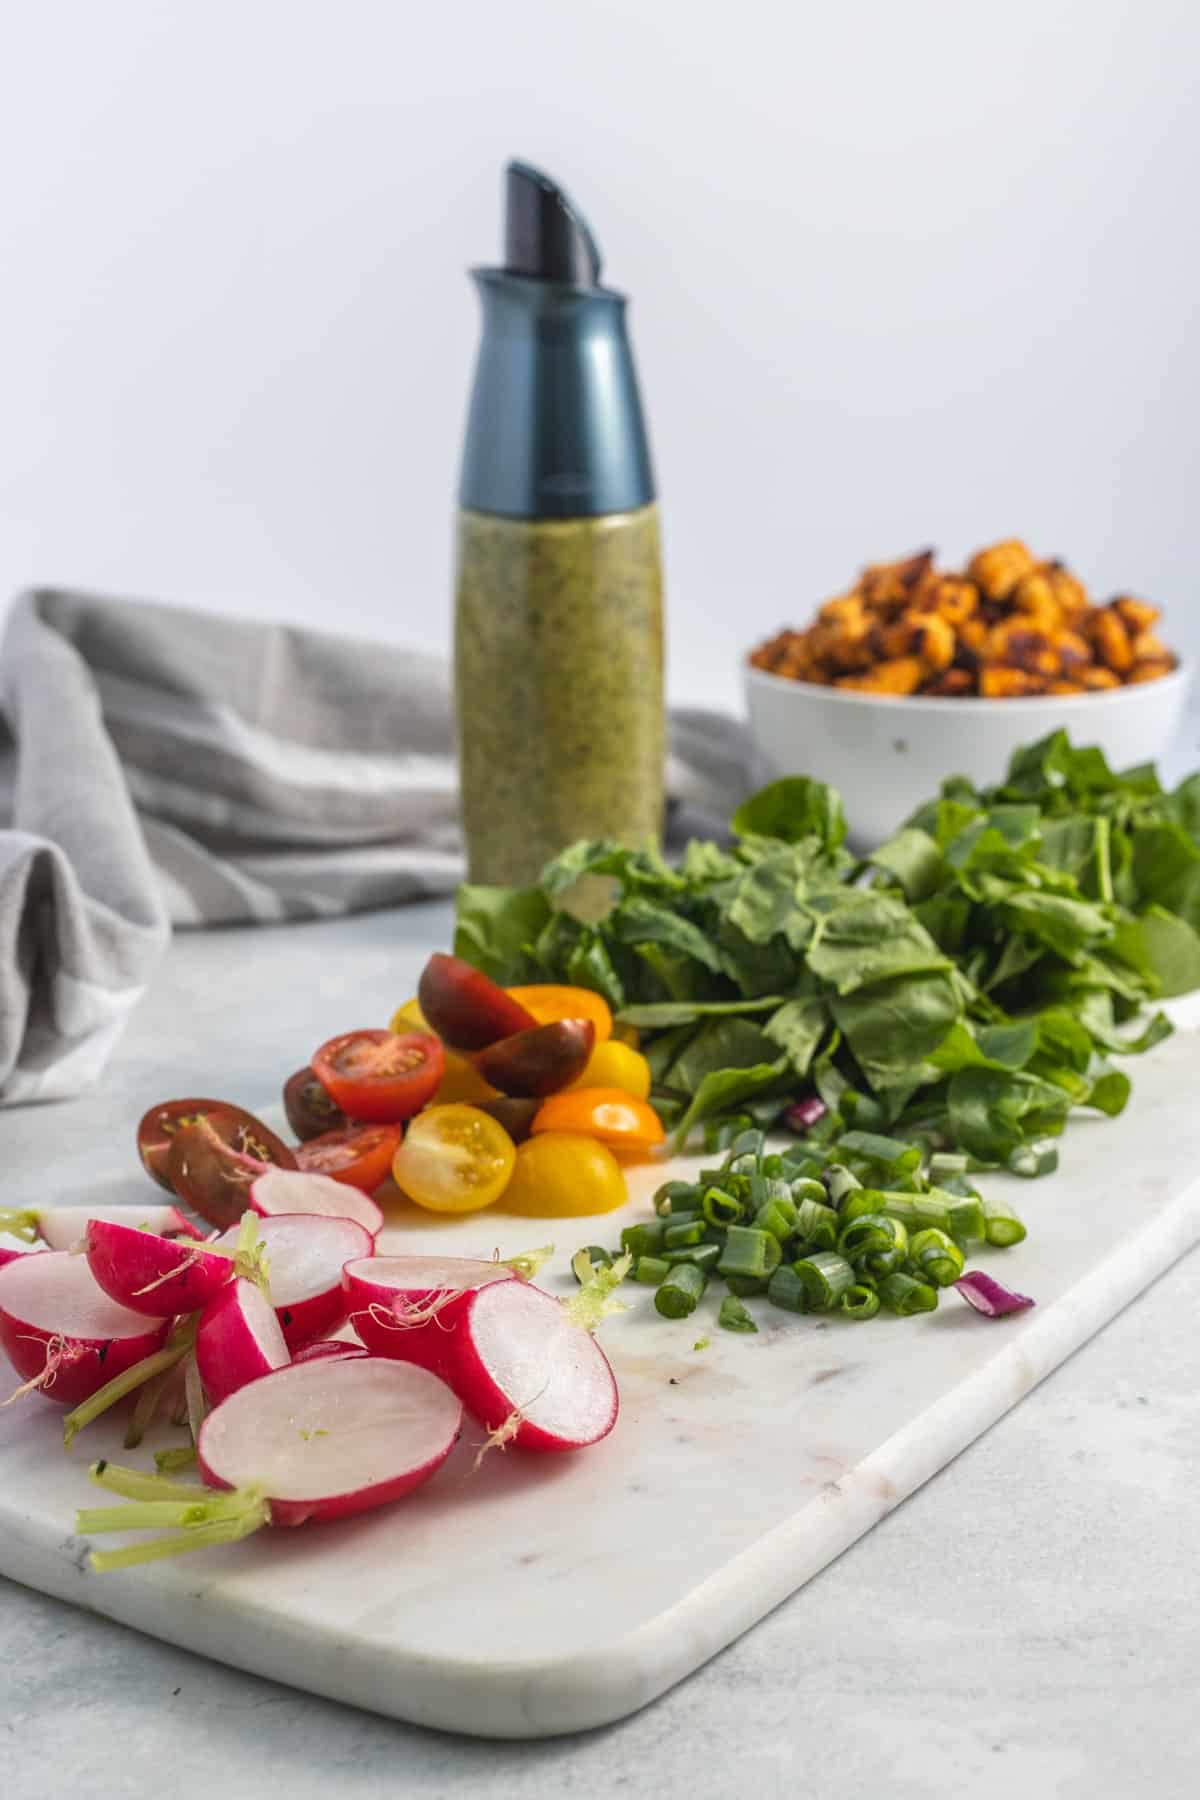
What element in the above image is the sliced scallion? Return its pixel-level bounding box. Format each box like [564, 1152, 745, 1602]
[633, 1255, 671, 1286]
[718, 1294, 759, 1334]
[841, 1282, 882, 1321]
[907, 1227, 965, 1287]
[655, 1263, 708, 1319]
[877, 1271, 938, 1316]
[716, 1225, 782, 1282]
[982, 1198, 1027, 1247]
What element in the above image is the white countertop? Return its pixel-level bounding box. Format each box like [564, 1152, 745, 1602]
[5, 902, 1198, 1799]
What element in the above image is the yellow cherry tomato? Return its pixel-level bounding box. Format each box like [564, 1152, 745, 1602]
[500, 1131, 627, 1218]
[389, 998, 497, 1105]
[568, 1038, 652, 1101]
[505, 985, 613, 1044]
[391, 1104, 515, 1214]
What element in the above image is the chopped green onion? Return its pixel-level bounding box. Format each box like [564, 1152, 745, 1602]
[718, 1294, 759, 1334]
[791, 1196, 840, 1251]
[1007, 1143, 1058, 1179]
[716, 1225, 781, 1282]
[661, 1242, 722, 1272]
[789, 1176, 828, 1207]
[928, 1151, 969, 1181]
[753, 1198, 798, 1242]
[663, 1218, 707, 1250]
[841, 1282, 882, 1320]
[837, 1213, 896, 1261]
[760, 1153, 786, 1178]
[724, 1274, 768, 1297]
[907, 1227, 965, 1287]
[722, 1129, 766, 1167]
[877, 1271, 939, 1315]
[632, 1255, 671, 1286]
[824, 1164, 863, 1209]
[620, 1220, 667, 1258]
[653, 1180, 699, 1217]
[982, 1198, 1027, 1247]
[655, 1263, 709, 1319]
[767, 1252, 855, 1313]
[700, 1186, 743, 1228]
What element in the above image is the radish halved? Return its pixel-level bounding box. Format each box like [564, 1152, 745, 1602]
[249, 1166, 383, 1239]
[212, 1212, 373, 1349]
[86, 1218, 234, 1318]
[0, 1252, 169, 1407]
[196, 1278, 290, 1405]
[29, 1204, 203, 1253]
[77, 1357, 464, 1569]
[344, 1254, 514, 1376]
[198, 1356, 463, 1526]
[446, 1278, 618, 1453]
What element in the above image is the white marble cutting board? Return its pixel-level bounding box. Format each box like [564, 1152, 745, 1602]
[1, 1025, 1198, 1739]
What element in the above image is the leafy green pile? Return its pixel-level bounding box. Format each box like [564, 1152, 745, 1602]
[455, 731, 1200, 1172]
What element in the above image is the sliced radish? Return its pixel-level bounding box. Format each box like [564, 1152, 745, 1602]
[0, 1252, 169, 1407]
[446, 1279, 618, 1454]
[77, 1357, 464, 1569]
[0, 1233, 42, 1269]
[291, 1337, 368, 1365]
[198, 1357, 463, 1526]
[344, 1254, 515, 1377]
[212, 1213, 373, 1349]
[86, 1218, 234, 1319]
[249, 1166, 383, 1239]
[196, 1278, 290, 1405]
[30, 1204, 203, 1253]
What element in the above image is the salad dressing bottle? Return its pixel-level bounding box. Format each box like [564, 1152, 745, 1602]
[454, 161, 665, 886]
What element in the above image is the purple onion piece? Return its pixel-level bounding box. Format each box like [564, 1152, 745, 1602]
[954, 1271, 1035, 1317]
[783, 1096, 828, 1135]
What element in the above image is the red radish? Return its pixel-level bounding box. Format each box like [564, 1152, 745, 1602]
[344, 1254, 515, 1376]
[249, 1166, 383, 1239]
[0, 1233, 41, 1269]
[291, 1337, 368, 1364]
[211, 1212, 373, 1349]
[85, 1218, 234, 1319]
[77, 1357, 464, 1570]
[0, 1252, 169, 1407]
[0, 1203, 202, 1254]
[196, 1278, 290, 1405]
[446, 1279, 619, 1454]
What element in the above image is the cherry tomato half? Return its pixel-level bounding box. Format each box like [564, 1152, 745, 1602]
[137, 1098, 272, 1192]
[506, 985, 613, 1045]
[167, 1110, 298, 1229]
[282, 1067, 347, 1142]
[500, 1132, 627, 1218]
[418, 954, 537, 1052]
[391, 1103, 516, 1215]
[296, 1123, 402, 1192]
[311, 1029, 444, 1125]
[568, 1039, 652, 1101]
[530, 1087, 665, 1151]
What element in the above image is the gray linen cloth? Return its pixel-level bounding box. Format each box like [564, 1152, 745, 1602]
[0, 588, 764, 1105]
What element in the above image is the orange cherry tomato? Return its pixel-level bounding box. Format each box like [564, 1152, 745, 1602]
[506, 985, 613, 1044]
[295, 1123, 402, 1192]
[530, 1087, 665, 1151]
[311, 1029, 444, 1124]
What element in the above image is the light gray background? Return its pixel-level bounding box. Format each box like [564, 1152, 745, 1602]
[0, 0, 1197, 709]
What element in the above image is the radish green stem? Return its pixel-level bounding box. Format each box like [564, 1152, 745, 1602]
[63, 1323, 196, 1450]
[561, 1253, 631, 1332]
[500, 1244, 555, 1281]
[124, 1364, 175, 1449]
[77, 1461, 269, 1571]
[155, 1445, 198, 1473]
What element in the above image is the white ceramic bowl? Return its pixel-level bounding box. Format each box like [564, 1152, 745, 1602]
[745, 661, 1194, 850]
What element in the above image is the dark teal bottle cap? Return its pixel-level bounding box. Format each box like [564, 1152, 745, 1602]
[458, 162, 656, 520]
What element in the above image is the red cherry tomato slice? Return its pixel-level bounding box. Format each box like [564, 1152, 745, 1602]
[311, 1029, 444, 1124]
[166, 1110, 298, 1229]
[282, 1067, 347, 1142]
[137, 1097, 271, 1192]
[296, 1123, 403, 1192]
